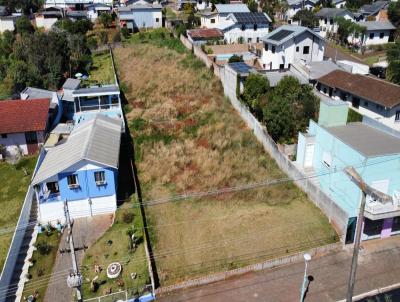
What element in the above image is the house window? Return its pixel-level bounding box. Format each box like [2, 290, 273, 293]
[156, 18, 159, 22]
[256, 37, 259, 42]
[46, 182, 59, 194]
[1, 134, 7, 139]
[364, 101, 368, 107]
[323, 87, 327, 94]
[379, 32, 384, 39]
[279, 64, 284, 70]
[340, 92, 347, 101]
[324, 18, 327, 24]
[329, 18, 333, 24]
[396, 110, 400, 122]
[303, 46, 310, 54]
[271, 45, 275, 53]
[94, 171, 106, 185]
[211, 19, 215, 23]
[376, 104, 383, 111]
[265, 43, 268, 51]
[369, 33, 374, 39]
[296, 46, 299, 52]
[254, 24, 257, 31]
[25, 131, 38, 144]
[247, 37, 252, 43]
[241, 24, 245, 31]
[67, 174, 79, 188]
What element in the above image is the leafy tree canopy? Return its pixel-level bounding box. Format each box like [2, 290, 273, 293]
[387, 39, 400, 84]
[388, 1, 400, 27]
[293, 10, 318, 29]
[15, 15, 34, 35]
[246, 0, 258, 12]
[98, 13, 113, 28]
[228, 54, 244, 63]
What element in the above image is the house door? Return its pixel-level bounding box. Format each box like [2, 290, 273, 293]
[25, 131, 38, 155]
[304, 144, 314, 167]
[352, 97, 360, 109]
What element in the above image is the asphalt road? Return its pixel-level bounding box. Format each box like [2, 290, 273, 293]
[157, 236, 400, 302]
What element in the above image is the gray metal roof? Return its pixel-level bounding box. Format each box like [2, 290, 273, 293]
[325, 122, 400, 157]
[261, 25, 323, 46]
[359, 0, 389, 15]
[227, 62, 253, 75]
[32, 115, 122, 185]
[263, 69, 308, 87]
[287, 0, 317, 6]
[215, 4, 250, 13]
[72, 85, 120, 96]
[306, 60, 341, 80]
[21, 87, 54, 99]
[118, 3, 162, 11]
[63, 78, 81, 90]
[356, 21, 395, 31]
[315, 8, 352, 19]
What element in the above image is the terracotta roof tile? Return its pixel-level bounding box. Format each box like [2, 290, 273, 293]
[317, 70, 400, 109]
[187, 28, 224, 40]
[0, 98, 50, 134]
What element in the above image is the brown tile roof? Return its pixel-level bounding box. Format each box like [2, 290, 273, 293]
[317, 70, 400, 109]
[0, 98, 50, 134]
[187, 28, 224, 40]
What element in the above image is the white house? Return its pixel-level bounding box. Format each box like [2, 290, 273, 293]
[44, 0, 113, 9]
[0, 99, 51, 158]
[348, 21, 395, 46]
[200, 4, 250, 28]
[316, 69, 400, 131]
[35, 8, 63, 30]
[284, 0, 318, 23]
[177, 0, 211, 11]
[118, 3, 163, 31]
[260, 25, 325, 71]
[218, 12, 271, 44]
[87, 3, 112, 21]
[315, 8, 354, 38]
[0, 15, 18, 33]
[332, 0, 346, 8]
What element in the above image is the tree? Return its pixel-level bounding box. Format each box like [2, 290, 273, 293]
[246, 0, 258, 12]
[242, 73, 270, 119]
[15, 16, 34, 35]
[388, 1, 400, 27]
[293, 10, 318, 29]
[121, 27, 130, 39]
[54, 18, 93, 35]
[228, 54, 243, 63]
[98, 12, 113, 28]
[387, 39, 400, 84]
[345, 0, 372, 10]
[263, 76, 319, 143]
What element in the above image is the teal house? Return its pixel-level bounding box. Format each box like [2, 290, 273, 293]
[296, 98, 400, 242]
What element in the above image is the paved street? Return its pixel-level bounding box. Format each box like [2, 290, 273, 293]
[157, 237, 400, 302]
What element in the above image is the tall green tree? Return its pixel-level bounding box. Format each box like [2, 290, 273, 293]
[15, 15, 34, 35]
[98, 13, 113, 28]
[388, 1, 400, 27]
[387, 39, 400, 84]
[293, 10, 318, 28]
[242, 73, 270, 119]
[246, 0, 258, 12]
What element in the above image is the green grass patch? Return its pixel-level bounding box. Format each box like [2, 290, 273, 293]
[86, 52, 115, 86]
[347, 108, 363, 123]
[81, 200, 150, 299]
[0, 156, 37, 272]
[22, 228, 61, 301]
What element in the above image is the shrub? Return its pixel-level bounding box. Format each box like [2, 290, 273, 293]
[36, 241, 52, 255]
[121, 27, 130, 39]
[112, 31, 121, 43]
[122, 211, 134, 224]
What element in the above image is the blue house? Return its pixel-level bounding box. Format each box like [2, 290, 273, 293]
[296, 101, 400, 242]
[32, 114, 122, 223]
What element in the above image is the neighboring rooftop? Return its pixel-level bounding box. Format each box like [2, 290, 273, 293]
[32, 114, 122, 185]
[21, 87, 55, 100]
[187, 28, 224, 40]
[118, 2, 162, 11]
[63, 78, 81, 90]
[356, 20, 395, 31]
[315, 8, 352, 18]
[263, 69, 308, 87]
[0, 99, 50, 134]
[359, 0, 389, 15]
[317, 69, 400, 109]
[72, 85, 120, 96]
[227, 62, 253, 76]
[261, 25, 324, 46]
[215, 4, 250, 13]
[325, 122, 400, 157]
[287, 0, 317, 6]
[229, 12, 271, 23]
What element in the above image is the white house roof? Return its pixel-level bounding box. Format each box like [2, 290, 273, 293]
[215, 4, 250, 13]
[356, 21, 396, 31]
[287, 0, 317, 6]
[32, 115, 122, 185]
[261, 25, 324, 46]
[315, 8, 352, 19]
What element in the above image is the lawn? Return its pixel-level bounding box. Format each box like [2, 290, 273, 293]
[21, 228, 61, 301]
[115, 29, 338, 286]
[80, 199, 149, 299]
[0, 156, 37, 273]
[85, 51, 115, 86]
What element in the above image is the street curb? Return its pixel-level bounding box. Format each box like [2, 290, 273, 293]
[336, 282, 400, 302]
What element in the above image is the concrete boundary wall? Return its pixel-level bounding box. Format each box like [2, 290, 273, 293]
[156, 242, 340, 295]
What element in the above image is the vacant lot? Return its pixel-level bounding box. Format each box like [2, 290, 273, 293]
[114, 30, 337, 286]
[0, 156, 37, 273]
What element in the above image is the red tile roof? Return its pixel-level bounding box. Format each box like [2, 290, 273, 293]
[317, 70, 400, 109]
[0, 98, 50, 134]
[187, 28, 224, 40]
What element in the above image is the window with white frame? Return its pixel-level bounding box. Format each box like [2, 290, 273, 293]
[94, 171, 106, 185]
[67, 174, 79, 188]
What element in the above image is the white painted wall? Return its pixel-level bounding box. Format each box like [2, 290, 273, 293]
[224, 24, 269, 43]
[261, 31, 324, 70]
[318, 83, 400, 131]
[200, 14, 219, 28]
[0, 18, 15, 33]
[318, 13, 353, 38]
[348, 29, 392, 46]
[0, 133, 28, 156]
[285, 3, 315, 21]
[44, 0, 113, 9]
[334, 1, 346, 8]
[35, 16, 58, 30]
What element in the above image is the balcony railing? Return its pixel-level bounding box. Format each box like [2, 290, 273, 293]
[76, 103, 120, 113]
[364, 192, 400, 218]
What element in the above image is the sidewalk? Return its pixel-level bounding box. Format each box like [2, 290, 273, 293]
[157, 236, 400, 302]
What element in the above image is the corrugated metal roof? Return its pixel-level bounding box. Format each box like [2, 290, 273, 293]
[356, 21, 395, 31]
[215, 4, 250, 13]
[32, 115, 122, 185]
[325, 122, 400, 157]
[21, 87, 55, 100]
[261, 25, 323, 46]
[63, 78, 81, 90]
[315, 8, 351, 18]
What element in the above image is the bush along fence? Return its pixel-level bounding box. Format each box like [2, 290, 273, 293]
[156, 242, 340, 295]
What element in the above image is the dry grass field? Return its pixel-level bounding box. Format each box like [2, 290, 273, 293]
[114, 30, 337, 286]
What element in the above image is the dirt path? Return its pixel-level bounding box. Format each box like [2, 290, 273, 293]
[43, 214, 113, 302]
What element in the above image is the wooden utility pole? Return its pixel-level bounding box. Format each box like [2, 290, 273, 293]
[64, 200, 83, 302]
[344, 167, 392, 302]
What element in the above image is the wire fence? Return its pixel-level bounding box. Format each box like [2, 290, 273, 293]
[83, 288, 154, 302]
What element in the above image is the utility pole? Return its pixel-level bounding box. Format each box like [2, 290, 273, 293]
[64, 200, 83, 302]
[344, 167, 392, 302]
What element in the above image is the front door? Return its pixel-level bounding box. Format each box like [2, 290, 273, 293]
[304, 144, 314, 167]
[25, 131, 38, 154]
